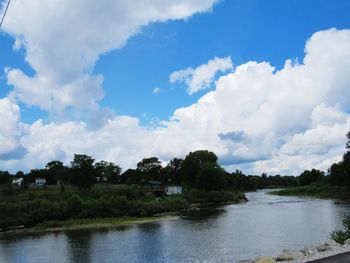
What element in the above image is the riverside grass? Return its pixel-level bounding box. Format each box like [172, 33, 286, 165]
[271, 183, 350, 201]
[0, 216, 179, 235]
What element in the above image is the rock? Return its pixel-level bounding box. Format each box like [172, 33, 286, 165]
[254, 256, 276, 263]
[275, 250, 304, 261]
[326, 239, 342, 248]
[344, 239, 350, 247]
[301, 246, 318, 256]
[275, 252, 293, 261]
[316, 244, 330, 252]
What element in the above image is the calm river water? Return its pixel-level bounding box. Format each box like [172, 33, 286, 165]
[1, 190, 350, 263]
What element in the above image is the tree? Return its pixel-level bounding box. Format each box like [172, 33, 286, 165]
[0, 171, 10, 184]
[137, 157, 162, 181]
[299, 169, 324, 185]
[164, 158, 183, 184]
[120, 169, 141, 184]
[196, 162, 226, 191]
[181, 150, 218, 186]
[70, 154, 96, 189]
[94, 161, 121, 183]
[45, 160, 65, 185]
[329, 132, 350, 187]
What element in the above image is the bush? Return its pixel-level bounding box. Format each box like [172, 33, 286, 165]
[331, 215, 350, 244]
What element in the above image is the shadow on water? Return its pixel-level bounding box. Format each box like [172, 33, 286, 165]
[180, 207, 225, 221]
[135, 222, 165, 262]
[65, 229, 94, 263]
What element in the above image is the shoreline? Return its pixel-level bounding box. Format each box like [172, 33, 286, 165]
[0, 215, 179, 236]
[0, 197, 247, 236]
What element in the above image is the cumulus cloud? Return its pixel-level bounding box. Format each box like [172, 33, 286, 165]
[1, 0, 219, 117]
[1, 25, 350, 175]
[170, 56, 233, 94]
[0, 98, 26, 160]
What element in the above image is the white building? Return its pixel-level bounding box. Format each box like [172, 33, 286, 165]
[166, 186, 182, 195]
[12, 178, 23, 187]
[35, 178, 46, 186]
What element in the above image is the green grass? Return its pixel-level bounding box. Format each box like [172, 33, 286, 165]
[271, 183, 350, 200]
[1, 216, 177, 235]
[0, 184, 247, 231]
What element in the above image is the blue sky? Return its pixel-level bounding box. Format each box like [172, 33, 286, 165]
[2, 0, 350, 123]
[1, 0, 350, 173]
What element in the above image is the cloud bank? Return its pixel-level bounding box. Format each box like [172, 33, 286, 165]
[1, 1, 350, 175]
[2, 0, 219, 118]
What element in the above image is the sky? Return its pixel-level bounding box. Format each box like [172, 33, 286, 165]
[1, 0, 350, 174]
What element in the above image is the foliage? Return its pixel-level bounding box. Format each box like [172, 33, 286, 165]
[328, 132, 350, 187]
[136, 157, 162, 181]
[164, 158, 183, 184]
[70, 154, 96, 189]
[180, 150, 218, 187]
[331, 215, 350, 244]
[196, 162, 226, 191]
[299, 169, 324, 185]
[94, 160, 121, 183]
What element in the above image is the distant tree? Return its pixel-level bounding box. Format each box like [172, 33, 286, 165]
[196, 162, 226, 191]
[70, 154, 96, 189]
[299, 169, 324, 185]
[164, 158, 183, 184]
[181, 150, 218, 186]
[94, 161, 121, 183]
[137, 157, 162, 181]
[328, 132, 350, 187]
[15, 171, 24, 178]
[120, 169, 141, 184]
[45, 160, 65, 185]
[0, 171, 10, 184]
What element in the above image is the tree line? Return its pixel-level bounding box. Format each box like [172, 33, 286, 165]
[0, 150, 301, 191]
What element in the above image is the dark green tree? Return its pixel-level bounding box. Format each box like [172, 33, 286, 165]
[329, 132, 350, 187]
[196, 162, 226, 191]
[70, 154, 96, 189]
[94, 160, 121, 183]
[45, 160, 65, 185]
[299, 169, 324, 185]
[164, 158, 183, 184]
[0, 171, 10, 184]
[181, 150, 218, 186]
[137, 157, 162, 181]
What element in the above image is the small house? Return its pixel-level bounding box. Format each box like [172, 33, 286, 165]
[35, 178, 46, 187]
[166, 186, 182, 195]
[12, 178, 23, 187]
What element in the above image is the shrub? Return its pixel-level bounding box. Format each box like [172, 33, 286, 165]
[331, 215, 350, 244]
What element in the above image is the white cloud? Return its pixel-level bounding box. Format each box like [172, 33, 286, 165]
[152, 87, 161, 95]
[1, 27, 350, 175]
[0, 98, 26, 160]
[170, 56, 233, 94]
[1, 0, 219, 117]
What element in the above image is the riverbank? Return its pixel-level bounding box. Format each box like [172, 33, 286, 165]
[249, 239, 350, 263]
[0, 185, 247, 233]
[0, 215, 180, 236]
[270, 184, 350, 201]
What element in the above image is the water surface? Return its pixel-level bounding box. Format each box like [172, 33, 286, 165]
[1, 190, 350, 263]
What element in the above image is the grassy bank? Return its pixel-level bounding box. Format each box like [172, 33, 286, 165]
[271, 183, 350, 200]
[0, 216, 178, 236]
[0, 185, 246, 232]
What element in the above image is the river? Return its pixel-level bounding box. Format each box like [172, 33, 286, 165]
[1, 190, 350, 263]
